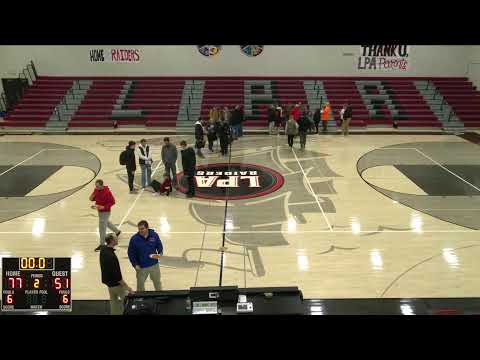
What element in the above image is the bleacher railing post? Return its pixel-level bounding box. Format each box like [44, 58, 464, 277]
[0, 94, 6, 113]
[26, 65, 35, 84]
[1, 93, 8, 112]
[30, 61, 38, 79]
[23, 69, 32, 85]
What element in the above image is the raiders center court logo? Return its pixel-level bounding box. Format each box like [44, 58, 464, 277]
[177, 163, 284, 200]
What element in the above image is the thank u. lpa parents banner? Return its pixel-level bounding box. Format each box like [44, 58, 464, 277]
[89, 48, 141, 63]
[357, 45, 411, 72]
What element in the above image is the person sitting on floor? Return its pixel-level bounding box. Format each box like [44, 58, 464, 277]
[146, 173, 172, 196]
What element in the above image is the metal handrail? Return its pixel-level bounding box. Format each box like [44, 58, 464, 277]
[61, 97, 69, 110]
[26, 63, 37, 83]
[26, 65, 35, 84]
[447, 108, 456, 123]
[23, 69, 32, 85]
[0, 93, 6, 112]
[30, 61, 38, 79]
[440, 97, 446, 111]
[1, 93, 7, 112]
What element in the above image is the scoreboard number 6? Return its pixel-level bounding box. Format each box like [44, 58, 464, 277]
[62, 295, 69, 304]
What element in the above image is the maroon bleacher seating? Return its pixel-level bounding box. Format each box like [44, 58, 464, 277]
[3, 76, 479, 129]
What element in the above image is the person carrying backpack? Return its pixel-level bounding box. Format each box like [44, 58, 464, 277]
[119, 141, 137, 194]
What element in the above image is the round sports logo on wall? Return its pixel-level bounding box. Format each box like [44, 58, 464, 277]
[197, 45, 222, 57]
[177, 163, 284, 200]
[240, 45, 264, 57]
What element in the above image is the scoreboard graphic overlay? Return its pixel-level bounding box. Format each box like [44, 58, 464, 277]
[2, 257, 71, 312]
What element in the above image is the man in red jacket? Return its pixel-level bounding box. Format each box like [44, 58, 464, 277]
[89, 179, 121, 252]
[291, 103, 302, 122]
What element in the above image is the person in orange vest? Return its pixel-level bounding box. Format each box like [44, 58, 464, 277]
[321, 102, 331, 133]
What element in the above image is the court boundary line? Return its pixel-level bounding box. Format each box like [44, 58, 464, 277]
[2, 229, 475, 235]
[117, 160, 164, 229]
[371, 147, 480, 193]
[413, 148, 480, 193]
[0, 149, 45, 177]
[291, 147, 333, 232]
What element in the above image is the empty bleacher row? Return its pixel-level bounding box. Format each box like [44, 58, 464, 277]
[2, 76, 480, 129]
[433, 79, 480, 128]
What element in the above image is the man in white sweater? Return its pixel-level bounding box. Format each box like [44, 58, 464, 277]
[138, 139, 153, 188]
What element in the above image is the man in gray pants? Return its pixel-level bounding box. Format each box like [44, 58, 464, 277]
[161, 137, 178, 189]
[89, 179, 121, 252]
[127, 220, 163, 291]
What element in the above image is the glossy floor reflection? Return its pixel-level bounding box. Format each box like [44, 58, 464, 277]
[0, 133, 479, 300]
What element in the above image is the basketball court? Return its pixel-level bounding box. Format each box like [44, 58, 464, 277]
[1, 132, 479, 301]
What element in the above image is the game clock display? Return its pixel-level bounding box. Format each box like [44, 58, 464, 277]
[2, 257, 71, 312]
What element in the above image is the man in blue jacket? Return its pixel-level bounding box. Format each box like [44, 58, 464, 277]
[127, 220, 163, 291]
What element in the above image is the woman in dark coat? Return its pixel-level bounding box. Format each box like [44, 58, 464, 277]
[313, 108, 321, 134]
[194, 118, 205, 157]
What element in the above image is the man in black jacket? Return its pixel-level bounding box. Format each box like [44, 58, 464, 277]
[313, 108, 321, 134]
[267, 104, 276, 135]
[194, 118, 205, 157]
[99, 233, 133, 315]
[219, 118, 230, 156]
[342, 103, 353, 136]
[297, 113, 310, 150]
[125, 141, 137, 194]
[180, 140, 196, 197]
[238, 105, 244, 137]
[230, 106, 241, 140]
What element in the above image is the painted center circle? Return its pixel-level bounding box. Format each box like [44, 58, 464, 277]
[177, 163, 285, 200]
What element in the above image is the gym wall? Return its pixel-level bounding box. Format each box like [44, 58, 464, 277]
[0, 45, 473, 93]
[467, 46, 480, 90]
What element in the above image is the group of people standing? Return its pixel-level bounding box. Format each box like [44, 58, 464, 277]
[270, 102, 353, 150]
[118, 137, 198, 196]
[194, 105, 244, 157]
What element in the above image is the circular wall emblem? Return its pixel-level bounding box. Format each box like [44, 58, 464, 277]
[240, 45, 264, 57]
[197, 45, 222, 57]
[177, 163, 284, 200]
